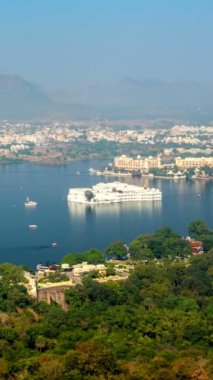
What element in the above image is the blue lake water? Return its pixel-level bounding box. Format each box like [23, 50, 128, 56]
[0, 160, 212, 268]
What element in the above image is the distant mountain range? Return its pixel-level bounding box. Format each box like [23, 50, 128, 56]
[0, 75, 53, 119]
[1, 75, 213, 121]
[53, 78, 213, 108]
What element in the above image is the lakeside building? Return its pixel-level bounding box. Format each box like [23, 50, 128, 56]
[71, 262, 107, 277]
[114, 155, 162, 172]
[186, 237, 203, 255]
[175, 156, 213, 169]
[67, 181, 162, 204]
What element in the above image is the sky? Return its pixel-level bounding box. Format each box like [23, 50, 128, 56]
[0, 0, 213, 89]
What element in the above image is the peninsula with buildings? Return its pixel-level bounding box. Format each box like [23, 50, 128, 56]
[91, 154, 213, 180]
[22, 220, 208, 310]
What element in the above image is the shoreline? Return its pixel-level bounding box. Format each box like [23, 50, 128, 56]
[0, 159, 213, 180]
[90, 169, 213, 181]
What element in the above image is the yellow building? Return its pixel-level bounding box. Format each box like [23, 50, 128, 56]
[175, 157, 213, 169]
[114, 155, 161, 171]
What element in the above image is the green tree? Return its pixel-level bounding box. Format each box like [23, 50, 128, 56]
[129, 235, 154, 260]
[0, 358, 8, 378]
[38, 354, 65, 380]
[61, 252, 84, 266]
[104, 240, 128, 260]
[65, 285, 87, 308]
[84, 190, 94, 202]
[61, 248, 104, 266]
[35, 335, 47, 352]
[106, 263, 116, 276]
[198, 234, 213, 252]
[83, 248, 104, 264]
[155, 226, 181, 240]
[188, 220, 211, 238]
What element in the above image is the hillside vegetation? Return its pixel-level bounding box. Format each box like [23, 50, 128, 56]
[0, 221, 212, 379]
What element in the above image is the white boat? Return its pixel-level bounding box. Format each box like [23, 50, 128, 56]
[25, 197, 37, 207]
[29, 224, 38, 229]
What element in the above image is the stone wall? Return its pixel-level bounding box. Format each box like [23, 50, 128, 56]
[37, 285, 72, 310]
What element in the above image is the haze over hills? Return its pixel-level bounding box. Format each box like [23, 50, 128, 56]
[0, 75, 53, 119]
[53, 78, 213, 108]
[0, 75, 103, 121]
[1, 74, 213, 122]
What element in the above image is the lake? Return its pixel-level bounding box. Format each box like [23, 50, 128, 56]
[0, 160, 212, 268]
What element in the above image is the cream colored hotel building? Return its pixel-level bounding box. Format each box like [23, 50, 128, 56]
[175, 157, 213, 169]
[114, 155, 162, 171]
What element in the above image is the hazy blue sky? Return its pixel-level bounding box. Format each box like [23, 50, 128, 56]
[0, 0, 213, 88]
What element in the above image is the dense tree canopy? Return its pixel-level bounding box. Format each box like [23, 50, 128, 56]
[188, 220, 213, 252]
[61, 248, 104, 266]
[0, 222, 212, 379]
[129, 227, 191, 260]
[188, 219, 212, 239]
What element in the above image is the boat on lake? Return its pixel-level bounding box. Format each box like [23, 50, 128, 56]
[28, 224, 38, 229]
[25, 197, 37, 207]
[51, 242, 58, 248]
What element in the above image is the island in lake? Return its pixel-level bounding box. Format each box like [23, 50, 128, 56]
[67, 181, 162, 204]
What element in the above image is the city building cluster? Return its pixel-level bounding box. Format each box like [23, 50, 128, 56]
[0, 120, 212, 164]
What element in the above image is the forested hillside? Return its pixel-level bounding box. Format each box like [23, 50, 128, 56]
[0, 223, 212, 379]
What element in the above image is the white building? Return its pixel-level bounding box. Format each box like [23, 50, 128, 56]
[67, 181, 162, 204]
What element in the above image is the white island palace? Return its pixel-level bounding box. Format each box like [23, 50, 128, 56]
[67, 181, 162, 204]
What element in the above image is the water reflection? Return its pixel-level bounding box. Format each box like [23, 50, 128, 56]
[68, 200, 162, 219]
[119, 175, 211, 195]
